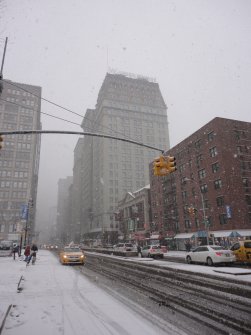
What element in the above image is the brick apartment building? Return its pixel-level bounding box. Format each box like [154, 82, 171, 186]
[150, 117, 251, 242]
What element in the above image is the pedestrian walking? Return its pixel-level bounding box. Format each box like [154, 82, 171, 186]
[12, 243, 19, 260]
[24, 245, 31, 262]
[137, 245, 141, 256]
[27, 243, 38, 265]
[185, 240, 191, 252]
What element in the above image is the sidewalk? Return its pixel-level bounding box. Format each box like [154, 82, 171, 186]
[0, 250, 176, 335]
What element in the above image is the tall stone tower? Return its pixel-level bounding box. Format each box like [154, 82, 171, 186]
[80, 72, 170, 240]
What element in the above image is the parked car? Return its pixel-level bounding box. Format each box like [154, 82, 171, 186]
[186, 245, 236, 266]
[230, 240, 251, 263]
[0, 240, 13, 257]
[141, 245, 164, 258]
[59, 246, 85, 265]
[115, 243, 134, 252]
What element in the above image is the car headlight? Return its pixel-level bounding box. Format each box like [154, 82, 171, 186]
[80, 255, 84, 258]
[63, 255, 68, 259]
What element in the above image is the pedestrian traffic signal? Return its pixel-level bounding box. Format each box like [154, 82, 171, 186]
[0, 134, 3, 150]
[166, 156, 177, 173]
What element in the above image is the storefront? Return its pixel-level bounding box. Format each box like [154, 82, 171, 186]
[174, 233, 195, 251]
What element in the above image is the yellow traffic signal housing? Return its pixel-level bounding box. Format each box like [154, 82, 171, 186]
[0, 134, 3, 150]
[153, 156, 164, 176]
[153, 155, 177, 176]
[188, 207, 195, 215]
[166, 156, 177, 173]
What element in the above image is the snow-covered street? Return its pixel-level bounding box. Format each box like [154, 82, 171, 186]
[0, 250, 186, 335]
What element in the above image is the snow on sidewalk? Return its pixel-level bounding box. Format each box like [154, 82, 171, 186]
[0, 250, 185, 335]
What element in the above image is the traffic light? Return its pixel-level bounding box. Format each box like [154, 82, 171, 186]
[153, 155, 177, 176]
[166, 156, 177, 173]
[188, 207, 195, 215]
[153, 155, 166, 176]
[0, 134, 3, 150]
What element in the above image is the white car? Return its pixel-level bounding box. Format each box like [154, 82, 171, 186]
[186, 245, 236, 266]
[115, 243, 134, 252]
[141, 245, 164, 259]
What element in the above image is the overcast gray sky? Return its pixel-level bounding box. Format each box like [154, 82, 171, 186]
[1, 0, 251, 228]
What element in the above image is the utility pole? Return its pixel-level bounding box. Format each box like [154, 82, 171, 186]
[0, 37, 8, 95]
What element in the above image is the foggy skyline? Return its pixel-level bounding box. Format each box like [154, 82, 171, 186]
[1, 0, 251, 230]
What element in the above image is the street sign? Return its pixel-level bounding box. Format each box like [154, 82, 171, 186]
[21, 204, 28, 220]
[226, 205, 232, 219]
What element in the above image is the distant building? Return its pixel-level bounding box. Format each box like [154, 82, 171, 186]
[76, 72, 170, 241]
[56, 176, 73, 244]
[0, 80, 41, 243]
[116, 185, 151, 243]
[150, 117, 251, 244]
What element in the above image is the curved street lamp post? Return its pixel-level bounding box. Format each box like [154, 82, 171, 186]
[185, 178, 209, 245]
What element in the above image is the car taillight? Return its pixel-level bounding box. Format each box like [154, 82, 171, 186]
[215, 252, 223, 256]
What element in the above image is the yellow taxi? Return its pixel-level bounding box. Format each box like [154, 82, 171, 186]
[230, 240, 251, 263]
[59, 245, 85, 265]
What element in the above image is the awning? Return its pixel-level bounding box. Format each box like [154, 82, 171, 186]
[194, 231, 207, 238]
[211, 231, 233, 238]
[210, 230, 251, 238]
[229, 231, 242, 238]
[236, 230, 251, 237]
[150, 234, 159, 239]
[174, 233, 195, 239]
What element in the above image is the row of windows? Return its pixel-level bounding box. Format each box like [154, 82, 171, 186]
[184, 213, 230, 228]
[0, 181, 28, 189]
[177, 128, 249, 162]
[7, 88, 36, 98]
[5, 96, 36, 106]
[0, 223, 20, 233]
[4, 142, 32, 150]
[0, 161, 30, 169]
[1, 191, 26, 199]
[0, 171, 28, 178]
[179, 155, 220, 176]
[0, 152, 30, 160]
[0, 123, 33, 131]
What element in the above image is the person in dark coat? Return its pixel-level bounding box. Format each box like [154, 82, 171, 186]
[12, 243, 19, 260]
[185, 240, 191, 252]
[137, 245, 141, 256]
[24, 245, 31, 262]
[27, 243, 38, 265]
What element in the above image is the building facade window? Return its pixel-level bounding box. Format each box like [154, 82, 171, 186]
[198, 169, 206, 179]
[195, 139, 202, 150]
[242, 178, 249, 187]
[246, 195, 251, 206]
[196, 154, 203, 168]
[219, 213, 227, 225]
[185, 219, 191, 228]
[214, 179, 222, 189]
[209, 147, 218, 157]
[200, 184, 208, 193]
[181, 191, 187, 200]
[212, 162, 220, 173]
[208, 131, 214, 142]
[204, 199, 209, 209]
[216, 196, 224, 207]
